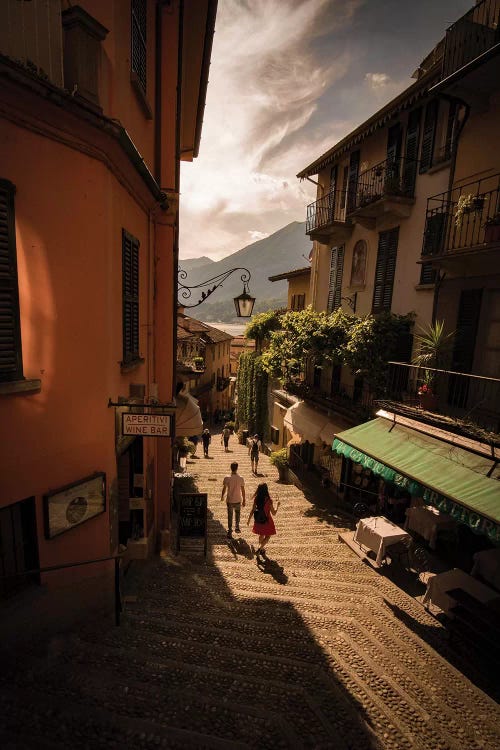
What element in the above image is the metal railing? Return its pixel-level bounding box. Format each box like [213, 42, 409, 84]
[0, 554, 122, 625]
[423, 172, 500, 256]
[441, 0, 500, 81]
[386, 362, 500, 435]
[351, 156, 418, 213]
[306, 189, 348, 234]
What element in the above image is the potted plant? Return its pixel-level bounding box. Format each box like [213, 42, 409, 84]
[193, 356, 205, 371]
[454, 193, 485, 229]
[412, 320, 455, 412]
[484, 213, 500, 243]
[269, 448, 289, 483]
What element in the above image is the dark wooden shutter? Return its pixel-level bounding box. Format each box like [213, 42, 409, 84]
[372, 228, 399, 313]
[419, 100, 438, 172]
[0, 180, 22, 382]
[346, 151, 360, 213]
[402, 108, 421, 195]
[122, 229, 140, 363]
[452, 289, 483, 373]
[131, 0, 147, 92]
[386, 124, 402, 163]
[419, 262, 437, 285]
[327, 245, 344, 312]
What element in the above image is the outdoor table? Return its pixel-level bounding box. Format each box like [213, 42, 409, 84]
[353, 516, 410, 566]
[471, 548, 500, 592]
[422, 567, 500, 616]
[405, 505, 456, 550]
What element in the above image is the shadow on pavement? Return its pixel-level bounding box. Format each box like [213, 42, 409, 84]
[383, 598, 499, 702]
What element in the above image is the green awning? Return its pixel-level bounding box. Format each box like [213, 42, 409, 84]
[333, 418, 500, 544]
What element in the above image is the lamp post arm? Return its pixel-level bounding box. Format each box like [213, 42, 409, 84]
[178, 267, 252, 308]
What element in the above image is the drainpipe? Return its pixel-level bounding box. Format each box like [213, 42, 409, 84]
[173, 0, 184, 401]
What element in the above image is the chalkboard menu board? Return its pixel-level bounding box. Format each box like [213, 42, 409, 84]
[177, 493, 207, 555]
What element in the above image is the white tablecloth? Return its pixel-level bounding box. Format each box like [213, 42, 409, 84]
[471, 548, 500, 592]
[423, 567, 500, 615]
[405, 506, 456, 550]
[353, 516, 410, 565]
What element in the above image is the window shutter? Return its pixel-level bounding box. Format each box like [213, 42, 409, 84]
[0, 180, 22, 382]
[131, 0, 147, 93]
[372, 228, 399, 313]
[122, 229, 140, 363]
[386, 123, 402, 164]
[419, 262, 437, 285]
[327, 245, 344, 313]
[452, 289, 483, 373]
[419, 100, 438, 172]
[402, 108, 421, 194]
[346, 151, 360, 213]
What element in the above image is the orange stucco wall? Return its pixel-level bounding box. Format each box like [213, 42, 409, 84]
[0, 118, 156, 568]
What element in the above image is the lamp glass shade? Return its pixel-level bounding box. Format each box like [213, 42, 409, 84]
[234, 290, 255, 317]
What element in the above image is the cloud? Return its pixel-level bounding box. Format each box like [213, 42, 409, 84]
[180, 0, 361, 261]
[248, 230, 270, 242]
[365, 72, 391, 90]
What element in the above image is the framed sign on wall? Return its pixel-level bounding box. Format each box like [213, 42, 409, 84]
[43, 472, 106, 539]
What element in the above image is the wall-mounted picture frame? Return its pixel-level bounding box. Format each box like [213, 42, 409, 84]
[350, 239, 367, 287]
[43, 472, 106, 539]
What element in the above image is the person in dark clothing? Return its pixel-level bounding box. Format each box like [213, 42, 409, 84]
[201, 428, 211, 458]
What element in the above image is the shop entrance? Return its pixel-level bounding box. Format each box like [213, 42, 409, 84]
[0, 496, 39, 598]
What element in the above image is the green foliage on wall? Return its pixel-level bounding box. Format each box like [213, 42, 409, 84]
[236, 351, 269, 438]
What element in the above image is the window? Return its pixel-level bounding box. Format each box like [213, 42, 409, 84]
[291, 294, 305, 311]
[419, 100, 438, 173]
[0, 497, 39, 598]
[0, 179, 23, 383]
[131, 0, 147, 93]
[372, 228, 399, 313]
[419, 262, 437, 285]
[122, 229, 140, 365]
[327, 245, 344, 313]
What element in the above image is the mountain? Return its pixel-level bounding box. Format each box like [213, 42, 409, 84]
[178, 221, 311, 321]
[180, 256, 215, 271]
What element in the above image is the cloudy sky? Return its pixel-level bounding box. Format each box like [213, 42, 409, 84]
[179, 0, 471, 261]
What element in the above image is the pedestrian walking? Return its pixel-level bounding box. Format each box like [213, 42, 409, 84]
[221, 424, 231, 452]
[247, 482, 280, 560]
[201, 428, 211, 458]
[248, 434, 261, 474]
[221, 462, 246, 538]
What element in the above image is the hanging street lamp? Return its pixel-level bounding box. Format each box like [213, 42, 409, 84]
[178, 267, 256, 317]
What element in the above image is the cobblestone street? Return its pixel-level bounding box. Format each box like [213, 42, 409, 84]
[2, 431, 499, 749]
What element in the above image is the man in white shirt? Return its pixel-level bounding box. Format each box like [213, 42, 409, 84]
[221, 462, 246, 538]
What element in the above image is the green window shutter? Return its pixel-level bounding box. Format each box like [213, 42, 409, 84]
[0, 180, 23, 382]
[419, 100, 438, 173]
[122, 229, 140, 364]
[372, 227, 399, 313]
[327, 245, 344, 313]
[402, 108, 421, 195]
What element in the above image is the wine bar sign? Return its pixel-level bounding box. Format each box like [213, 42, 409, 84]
[122, 412, 173, 437]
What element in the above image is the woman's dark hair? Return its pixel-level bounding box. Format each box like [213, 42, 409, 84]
[254, 482, 269, 511]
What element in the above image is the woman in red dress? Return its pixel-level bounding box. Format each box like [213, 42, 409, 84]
[247, 483, 280, 560]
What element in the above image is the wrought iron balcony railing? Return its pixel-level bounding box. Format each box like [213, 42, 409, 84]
[440, 0, 500, 82]
[306, 189, 348, 234]
[349, 156, 418, 213]
[422, 172, 500, 257]
[384, 362, 500, 438]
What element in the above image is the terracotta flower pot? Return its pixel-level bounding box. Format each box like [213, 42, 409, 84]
[419, 392, 439, 411]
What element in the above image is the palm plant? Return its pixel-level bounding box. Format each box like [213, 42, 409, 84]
[412, 320, 455, 394]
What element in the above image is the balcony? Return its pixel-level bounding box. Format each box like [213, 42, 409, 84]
[422, 173, 500, 269]
[382, 362, 500, 443]
[305, 189, 353, 243]
[348, 157, 417, 222]
[436, 0, 500, 93]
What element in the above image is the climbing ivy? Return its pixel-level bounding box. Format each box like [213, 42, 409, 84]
[236, 351, 269, 438]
